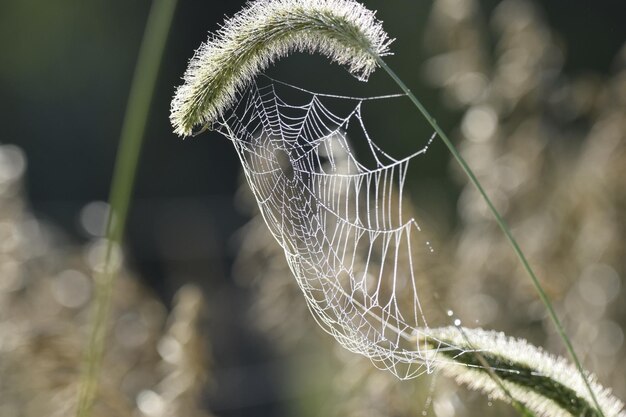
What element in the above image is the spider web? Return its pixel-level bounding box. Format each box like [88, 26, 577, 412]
[215, 77, 466, 379]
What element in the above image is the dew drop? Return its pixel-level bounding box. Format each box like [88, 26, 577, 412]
[447, 310, 454, 317]
[454, 319, 461, 326]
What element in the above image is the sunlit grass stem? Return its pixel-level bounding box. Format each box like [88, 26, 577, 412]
[75, 1, 178, 416]
[374, 56, 605, 417]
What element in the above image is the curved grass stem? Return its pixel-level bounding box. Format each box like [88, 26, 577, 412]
[375, 56, 605, 417]
[74, 1, 178, 416]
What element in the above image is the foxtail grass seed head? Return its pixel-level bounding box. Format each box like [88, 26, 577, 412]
[170, 0, 392, 136]
[427, 327, 626, 417]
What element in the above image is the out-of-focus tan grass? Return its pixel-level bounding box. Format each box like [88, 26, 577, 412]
[424, 0, 626, 401]
[0, 145, 213, 417]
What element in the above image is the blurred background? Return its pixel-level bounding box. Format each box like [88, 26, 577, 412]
[1, 0, 625, 416]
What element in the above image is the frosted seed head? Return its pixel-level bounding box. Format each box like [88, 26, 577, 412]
[170, 0, 392, 137]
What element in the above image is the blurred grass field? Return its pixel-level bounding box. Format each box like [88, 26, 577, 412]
[0, 0, 624, 416]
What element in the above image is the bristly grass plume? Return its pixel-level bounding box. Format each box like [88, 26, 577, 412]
[169, 1, 625, 416]
[425, 328, 626, 417]
[170, 0, 392, 136]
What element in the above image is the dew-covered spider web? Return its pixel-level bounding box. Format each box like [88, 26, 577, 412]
[215, 76, 474, 380]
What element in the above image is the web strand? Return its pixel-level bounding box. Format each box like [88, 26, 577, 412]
[217, 78, 465, 379]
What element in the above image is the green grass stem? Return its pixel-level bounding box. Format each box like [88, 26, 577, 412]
[375, 56, 605, 417]
[75, 1, 178, 416]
